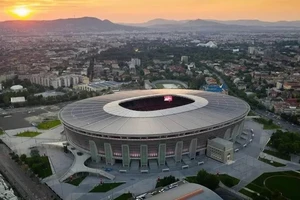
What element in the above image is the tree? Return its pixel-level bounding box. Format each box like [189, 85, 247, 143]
[155, 175, 179, 188]
[220, 176, 235, 187]
[196, 169, 219, 190]
[20, 154, 27, 162]
[244, 74, 252, 83]
[30, 149, 40, 157]
[268, 119, 273, 125]
[205, 174, 220, 190]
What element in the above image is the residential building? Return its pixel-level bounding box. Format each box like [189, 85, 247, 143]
[181, 56, 189, 64]
[248, 47, 256, 54]
[197, 41, 218, 48]
[28, 74, 82, 89]
[283, 81, 300, 90]
[131, 58, 141, 67]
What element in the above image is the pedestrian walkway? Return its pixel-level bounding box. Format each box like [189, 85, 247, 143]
[260, 152, 300, 166]
[48, 143, 116, 181]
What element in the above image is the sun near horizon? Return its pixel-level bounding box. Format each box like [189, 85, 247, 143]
[1, 0, 300, 22]
[9, 6, 32, 20]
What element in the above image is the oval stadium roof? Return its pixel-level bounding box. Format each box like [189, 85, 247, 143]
[59, 89, 250, 136]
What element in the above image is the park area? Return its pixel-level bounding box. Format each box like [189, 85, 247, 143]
[240, 171, 300, 200]
[185, 173, 239, 188]
[114, 193, 133, 200]
[37, 119, 61, 130]
[66, 174, 88, 186]
[254, 118, 280, 130]
[15, 131, 41, 137]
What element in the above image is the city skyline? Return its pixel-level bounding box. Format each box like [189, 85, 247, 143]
[1, 0, 300, 22]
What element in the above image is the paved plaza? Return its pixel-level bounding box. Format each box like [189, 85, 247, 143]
[1, 119, 300, 200]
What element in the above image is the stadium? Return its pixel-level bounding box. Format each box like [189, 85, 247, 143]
[59, 89, 250, 168]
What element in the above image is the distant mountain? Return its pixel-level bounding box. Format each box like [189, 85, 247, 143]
[124, 18, 187, 27]
[128, 18, 300, 28]
[143, 18, 186, 26]
[184, 19, 227, 27]
[0, 17, 144, 34]
[212, 19, 300, 27]
[137, 19, 244, 31]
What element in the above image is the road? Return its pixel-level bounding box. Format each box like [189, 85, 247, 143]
[212, 70, 300, 134]
[0, 144, 60, 200]
[254, 109, 300, 133]
[3, 101, 72, 114]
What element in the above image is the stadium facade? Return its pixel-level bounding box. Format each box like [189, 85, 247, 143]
[59, 89, 250, 167]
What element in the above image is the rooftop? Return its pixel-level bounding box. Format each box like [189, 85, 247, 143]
[143, 181, 222, 200]
[59, 90, 250, 136]
[87, 81, 123, 89]
[210, 137, 234, 148]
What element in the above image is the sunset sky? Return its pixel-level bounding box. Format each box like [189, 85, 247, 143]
[1, 0, 300, 22]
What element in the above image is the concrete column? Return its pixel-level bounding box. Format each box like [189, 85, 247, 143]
[232, 125, 239, 141]
[175, 141, 183, 162]
[158, 144, 166, 165]
[104, 143, 114, 165]
[223, 128, 231, 140]
[140, 145, 148, 167]
[189, 138, 197, 159]
[89, 140, 99, 163]
[122, 145, 130, 167]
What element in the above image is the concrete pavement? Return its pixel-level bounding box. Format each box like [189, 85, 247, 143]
[0, 144, 60, 200]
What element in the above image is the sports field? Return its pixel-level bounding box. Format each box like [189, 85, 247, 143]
[240, 171, 300, 200]
[155, 83, 184, 89]
[153, 80, 187, 89]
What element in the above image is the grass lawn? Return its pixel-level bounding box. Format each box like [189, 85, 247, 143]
[263, 149, 291, 161]
[114, 193, 133, 200]
[155, 83, 164, 89]
[239, 188, 258, 198]
[185, 176, 197, 183]
[37, 120, 61, 130]
[219, 174, 240, 188]
[254, 118, 280, 130]
[247, 110, 256, 116]
[263, 123, 280, 130]
[241, 171, 300, 200]
[66, 174, 88, 186]
[25, 156, 52, 178]
[258, 157, 286, 167]
[16, 131, 41, 137]
[0, 130, 4, 135]
[90, 182, 125, 193]
[265, 176, 300, 200]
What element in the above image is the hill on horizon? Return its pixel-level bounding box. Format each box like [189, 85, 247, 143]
[126, 18, 300, 28]
[0, 17, 144, 34]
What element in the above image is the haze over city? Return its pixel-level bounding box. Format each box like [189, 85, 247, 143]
[1, 1, 300, 200]
[1, 0, 300, 22]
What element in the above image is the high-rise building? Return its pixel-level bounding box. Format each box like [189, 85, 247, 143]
[131, 58, 141, 67]
[28, 74, 81, 89]
[87, 58, 95, 82]
[181, 56, 188, 64]
[248, 47, 256, 55]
